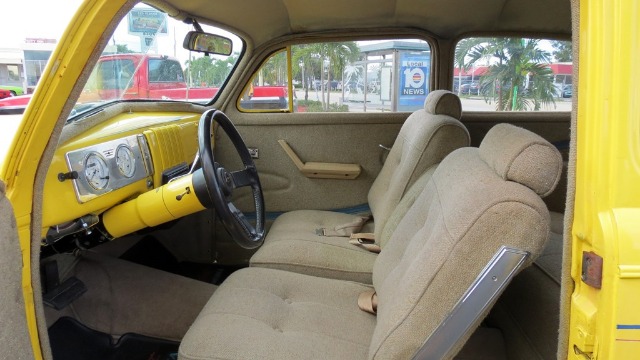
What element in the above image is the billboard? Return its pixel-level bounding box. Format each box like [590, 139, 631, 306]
[128, 8, 168, 34]
[398, 52, 430, 111]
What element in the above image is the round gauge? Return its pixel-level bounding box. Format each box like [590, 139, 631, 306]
[84, 152, 110, 190]
[116, 145, 136, 178]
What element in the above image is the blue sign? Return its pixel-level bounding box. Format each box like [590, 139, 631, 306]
[398, 52, 430, 111]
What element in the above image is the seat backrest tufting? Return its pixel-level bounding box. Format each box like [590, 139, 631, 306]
[368, 123, 562, 359]
[367, 90, 470, 242]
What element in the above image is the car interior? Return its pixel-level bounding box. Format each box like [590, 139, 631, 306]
[0, 0, 576, 359]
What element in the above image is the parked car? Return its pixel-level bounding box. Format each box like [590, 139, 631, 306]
[562, 84, 573, 98]
[0, 88, 11, 99]
[0, 94, 31, 108]
[0, 85, 24, 96]
[0, 1, 637, 360]
[459, 81, 480, 95]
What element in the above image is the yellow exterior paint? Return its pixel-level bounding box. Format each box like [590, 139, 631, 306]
[0, 0, 637, 357]
[0, 0, 130, 357]
[569, 0, 640, 358]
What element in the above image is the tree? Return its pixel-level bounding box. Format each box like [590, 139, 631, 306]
[115, 44, 134, 54]
[184, 54, 238, 87]
[454, 38, 483, 95]
[325, 42, 360, 109]
[292, 42, 359, 110]
[259, 51, 287, 86]
[551, 40, 572, 62]
[292, 44, 322, 101]
[464, 38, 556, 111]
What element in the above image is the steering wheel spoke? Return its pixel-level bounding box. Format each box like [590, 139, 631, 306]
[197, 109, 265, 249]
[227, 201, 257, 238]
[230, 167, 257, 189]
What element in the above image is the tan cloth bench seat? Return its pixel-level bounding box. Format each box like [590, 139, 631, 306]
[180, 123, 562, 360]
[250, 90, 470, 283]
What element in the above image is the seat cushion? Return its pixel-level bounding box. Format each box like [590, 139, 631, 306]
[179, 267, 375, 360]
[251, 210, 377, 283]
[251, 92, 469, 283]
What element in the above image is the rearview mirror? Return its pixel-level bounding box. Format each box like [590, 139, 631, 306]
[183, 31, 233, 56]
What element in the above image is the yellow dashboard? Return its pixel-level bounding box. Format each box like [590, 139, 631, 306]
[42, 111, 202, 239]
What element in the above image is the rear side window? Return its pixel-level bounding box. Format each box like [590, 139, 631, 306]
[148, 59, 185, 82]
[97, 59, 135, 90]
[454, 37, 573, 111]
[238, 39, 432, 113]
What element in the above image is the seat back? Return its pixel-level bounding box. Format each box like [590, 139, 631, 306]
[367, 90, 469, 241]
[368, 124, 563, 359]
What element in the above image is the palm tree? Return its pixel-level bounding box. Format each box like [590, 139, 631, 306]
[292, 42, 359, 110]
[325, 42, 360, 109]
[292, 44, 323, 101]
[463, 38, 556, 111]
[454, 38, 482, 95]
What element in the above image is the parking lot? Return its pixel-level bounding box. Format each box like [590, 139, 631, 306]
[296, 89, 572, 112]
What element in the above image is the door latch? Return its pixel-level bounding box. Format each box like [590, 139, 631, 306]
[581, 251, 603, 289]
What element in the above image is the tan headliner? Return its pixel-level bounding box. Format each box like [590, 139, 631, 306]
[158, 0, 572, 47]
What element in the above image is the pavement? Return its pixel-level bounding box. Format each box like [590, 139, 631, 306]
[295, 89, 573, 112]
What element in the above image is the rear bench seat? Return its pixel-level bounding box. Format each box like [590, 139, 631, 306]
[484, 160, 567, 359]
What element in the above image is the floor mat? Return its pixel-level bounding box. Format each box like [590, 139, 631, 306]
[49, 317, 179, 360]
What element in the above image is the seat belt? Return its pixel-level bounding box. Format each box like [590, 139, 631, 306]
[358, 289, 378, 315]
[349, 233, 381, 253]
[317, 215, 371, 236]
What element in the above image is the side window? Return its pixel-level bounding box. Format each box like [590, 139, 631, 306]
[238, 39, 431, 113]
[454, 37, 573, 111]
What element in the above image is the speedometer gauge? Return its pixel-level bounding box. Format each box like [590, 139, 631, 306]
[84, 152, 110, 190]
[116, 145, 136, 178]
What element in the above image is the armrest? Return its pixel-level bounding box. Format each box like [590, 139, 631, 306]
[278, 140, 361, 179]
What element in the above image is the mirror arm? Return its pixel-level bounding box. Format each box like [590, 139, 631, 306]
[184, 17, 204, 32]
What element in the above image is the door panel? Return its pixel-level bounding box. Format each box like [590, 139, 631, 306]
[216, 108, 571, 215]
[215, 110, 407, 214]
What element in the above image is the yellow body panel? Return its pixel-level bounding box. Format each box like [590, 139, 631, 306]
[569, 0, 640, 358]
[0, 1, 130, 357]
[0, 0, 637, 357]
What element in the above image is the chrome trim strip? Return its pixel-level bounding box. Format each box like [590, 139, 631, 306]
[137, 134, 154, 178]
[412, 246, 530, 360]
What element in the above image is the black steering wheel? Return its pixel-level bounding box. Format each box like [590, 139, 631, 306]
[197, 109, 265, 249]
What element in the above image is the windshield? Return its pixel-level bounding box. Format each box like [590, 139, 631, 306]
[73, 3, 243, 118]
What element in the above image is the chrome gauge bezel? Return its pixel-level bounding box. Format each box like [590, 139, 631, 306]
[115, 145, 136, 178]
[83, 152, 110, 190]
[65, 135, 152, 203]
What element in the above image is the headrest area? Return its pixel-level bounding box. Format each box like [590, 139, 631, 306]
[479, 123, 563, 197]
[424, 90, 462, 119]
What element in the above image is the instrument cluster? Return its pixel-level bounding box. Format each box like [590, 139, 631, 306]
[64, 134, 153, 203]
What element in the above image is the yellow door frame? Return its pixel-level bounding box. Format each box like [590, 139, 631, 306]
[569, 0, 640, 358]
[0, 1, 130, 357]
